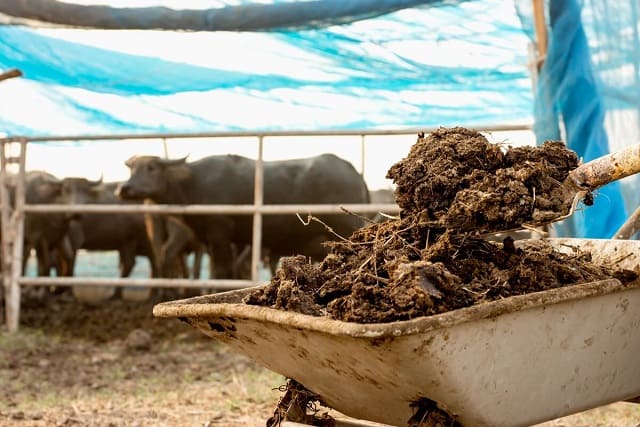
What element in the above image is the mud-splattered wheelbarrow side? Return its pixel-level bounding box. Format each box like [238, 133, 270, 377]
[153, 239, 640, 427]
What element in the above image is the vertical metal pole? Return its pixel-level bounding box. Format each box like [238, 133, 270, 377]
[0, 140, 10, 327]
[533, 0, 548, 64]
[0, 67, 25, 328]
[8, 139, 26, 332]
[251, 136, 264, 283]
[360, 134, 366, 177]
[162, 137, 169, 159]
[10, 141, 26, 320]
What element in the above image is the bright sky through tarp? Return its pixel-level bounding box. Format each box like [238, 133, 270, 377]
[0, 0, 533, 136]
[0, 0, 536, 192]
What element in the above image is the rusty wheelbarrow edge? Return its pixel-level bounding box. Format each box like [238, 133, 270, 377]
[153, 276, 637, 339]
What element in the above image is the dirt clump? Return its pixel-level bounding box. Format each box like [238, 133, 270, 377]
[124, 327, 153, 352]
[246, 226, 635, 323]
[387, 126, 582, 233]
[244, 127, 638, 323]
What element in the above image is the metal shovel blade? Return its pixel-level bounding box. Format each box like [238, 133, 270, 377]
[515, 142, 640, 233]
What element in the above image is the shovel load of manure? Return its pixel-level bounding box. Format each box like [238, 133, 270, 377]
[244, 127, 638, 323]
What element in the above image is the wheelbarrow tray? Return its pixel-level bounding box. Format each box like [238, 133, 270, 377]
[153, 238, 640, 427]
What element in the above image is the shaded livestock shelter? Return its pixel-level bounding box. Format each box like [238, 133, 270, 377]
[0, 0, 638, 331]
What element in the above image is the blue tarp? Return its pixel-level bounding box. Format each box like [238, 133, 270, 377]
[518, 0, 630, 238]
[1, 0, 638, 238]
[0, 0, 532, 134]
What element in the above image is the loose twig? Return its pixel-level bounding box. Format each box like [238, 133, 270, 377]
[364, 272, 389, 284]
[521, 223, 548, 237]
[296, 213, 350, 242]
[340, 206, 376, 224]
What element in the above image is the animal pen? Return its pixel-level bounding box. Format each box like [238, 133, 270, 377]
[0, 124, 527, 333]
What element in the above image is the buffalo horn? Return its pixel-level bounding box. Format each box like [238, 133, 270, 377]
[159, 155, 189, 166]
[88, 174, 103, 187]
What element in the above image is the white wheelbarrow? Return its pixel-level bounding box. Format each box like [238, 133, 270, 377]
[153, 238, 640, 427]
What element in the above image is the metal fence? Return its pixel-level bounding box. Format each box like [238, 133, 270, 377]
[0, 124, 532, 332]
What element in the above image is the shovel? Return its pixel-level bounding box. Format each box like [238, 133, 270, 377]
[481, 142, 640, 235]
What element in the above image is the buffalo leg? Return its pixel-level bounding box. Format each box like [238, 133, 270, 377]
[143, 210, 167, 277]
[210, 241, 233, 280]
[55, 235, 76, 277]
[21, 244, 33, 276]
[35, 240, 50, 277]
[147, 253, 160, 278]
[112, 245, 137, 300]
[178, 253, 188, 278]
[191, 245, 203, 280]
[119, 244, 137, 277]
[207, 247, 215, 279]
[159, 240, 185, 278]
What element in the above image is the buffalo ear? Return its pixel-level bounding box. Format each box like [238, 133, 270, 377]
[124, 156, 138, 168]
[169, 163, 191, 181]
[160, 155, 190, 181]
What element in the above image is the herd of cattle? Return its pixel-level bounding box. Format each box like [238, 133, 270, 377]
[6, 153, 396, 283]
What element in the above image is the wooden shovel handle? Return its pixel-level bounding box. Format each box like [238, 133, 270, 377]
[570, 143, 640, 190]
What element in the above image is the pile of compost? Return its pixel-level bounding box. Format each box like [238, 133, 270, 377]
[244, 127, 637, 323]
[388, 126, 584, 232]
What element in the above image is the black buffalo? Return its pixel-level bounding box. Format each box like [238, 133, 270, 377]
[117, 153, 370, 278]
[56, 177, 157, 278]
[0, 172, 73, 282]
[22, 171, 74, 277]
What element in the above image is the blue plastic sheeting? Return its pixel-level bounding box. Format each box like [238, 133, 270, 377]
[580, 0, 640, 224]
[517, 0, 629, 238]
[0, 0, 533, 135]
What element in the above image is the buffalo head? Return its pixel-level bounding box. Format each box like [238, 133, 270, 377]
[59, 176, 104, 204]
[116, 155, 189, 202]
[57, 176, 104, 220]
[25, 171, 63, 204]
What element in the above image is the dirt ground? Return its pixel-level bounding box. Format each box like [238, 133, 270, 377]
[1, 291, 639, 427]
[0, 290, 285, 427]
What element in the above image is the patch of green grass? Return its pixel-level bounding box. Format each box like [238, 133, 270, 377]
[0, 328, 51, 351]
